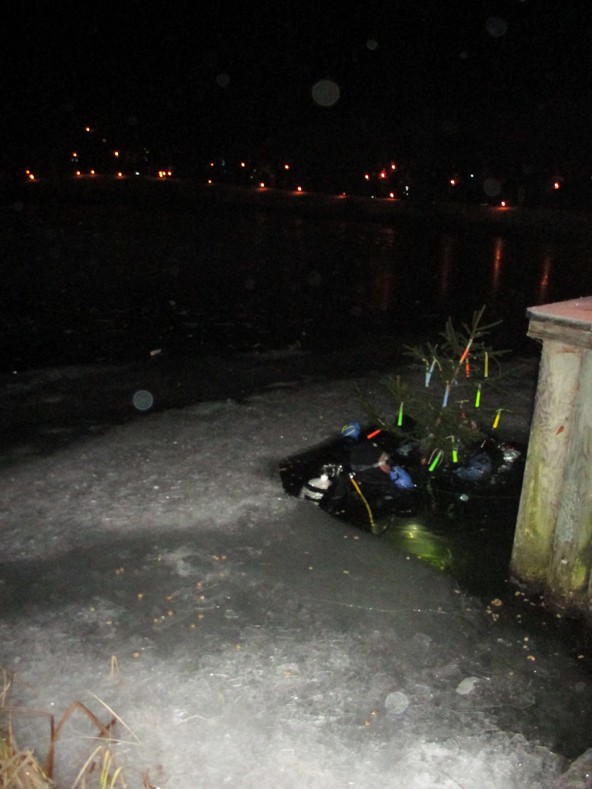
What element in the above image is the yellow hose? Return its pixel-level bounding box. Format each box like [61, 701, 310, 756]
[349, 474, 378, 535]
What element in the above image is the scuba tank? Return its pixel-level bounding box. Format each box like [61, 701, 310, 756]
[299, 465, 336, 503]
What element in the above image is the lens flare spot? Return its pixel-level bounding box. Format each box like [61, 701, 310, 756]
[132, 389, 154, 411]
[311, 79, 340, 107]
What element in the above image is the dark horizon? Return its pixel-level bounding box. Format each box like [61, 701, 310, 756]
[3, 1, 592, 175]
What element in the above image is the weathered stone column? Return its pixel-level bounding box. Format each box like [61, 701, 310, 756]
[511, 339, 581, 584]
[546, 348, 592, 610]
[511, 296, 592, 615]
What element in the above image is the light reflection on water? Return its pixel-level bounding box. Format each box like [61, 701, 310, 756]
[312, 216, 589, 354]
[438, 234, 456, 304]
[382, 517, 455, 573]
[490, 236, 504, 299]
[380, 503, 518, 600]
[1, 203, 591, 369]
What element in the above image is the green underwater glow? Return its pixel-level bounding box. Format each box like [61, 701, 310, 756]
[383, 517, 454, 572]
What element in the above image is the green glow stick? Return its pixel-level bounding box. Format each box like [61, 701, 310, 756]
[428, 449, 443, 472]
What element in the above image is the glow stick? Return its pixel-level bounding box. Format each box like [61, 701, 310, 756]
[484, 351, 489, 378]
[452, 447, 458, 463]
[475, 384, 481, 408]
[366, 429, 381, 439]
[428, 449, 443, 472]
[459, 338, 473, 364]
[442, 382, 450, 408]
[493, 408, 502, 429]
[465, 359, 470, 378]
[397, 402, 404, 427]
[425, 358, 436, 387]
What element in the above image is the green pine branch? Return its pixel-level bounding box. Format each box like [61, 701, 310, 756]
[361, 306, 511, 463]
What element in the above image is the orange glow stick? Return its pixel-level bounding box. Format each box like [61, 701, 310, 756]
[459, 339, 473, 364]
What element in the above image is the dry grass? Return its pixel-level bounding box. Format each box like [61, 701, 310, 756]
[0, 667, 154, 789]
[0, 668, 51, 788]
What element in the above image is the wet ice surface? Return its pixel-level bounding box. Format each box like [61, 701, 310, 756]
[1, 361, 592, 787]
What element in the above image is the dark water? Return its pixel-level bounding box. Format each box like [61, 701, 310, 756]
[2, 197, 592, 371]
[2, 194, 592, 655]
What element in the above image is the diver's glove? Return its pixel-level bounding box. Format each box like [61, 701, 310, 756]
[389, 466, 414, 490]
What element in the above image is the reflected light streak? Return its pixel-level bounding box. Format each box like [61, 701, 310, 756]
[439, 235, 455, 303]
[537, 252, 553, 304]
[369, 265, 395, 312]
[490, 237, 504, 298]
[365, 228, 398, 312]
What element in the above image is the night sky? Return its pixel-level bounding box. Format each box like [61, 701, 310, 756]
[3, 1, 592, 173]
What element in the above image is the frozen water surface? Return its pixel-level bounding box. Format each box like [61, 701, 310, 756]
[1, 367, 592, 787]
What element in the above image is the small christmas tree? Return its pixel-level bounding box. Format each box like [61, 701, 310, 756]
[361, 306, 510, 472]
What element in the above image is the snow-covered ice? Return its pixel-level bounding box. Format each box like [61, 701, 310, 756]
[1, 364, 592, 788]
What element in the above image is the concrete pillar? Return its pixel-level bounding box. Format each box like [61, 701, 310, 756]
[547, 349, 592, 610]
[511, 296, 592, 616]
